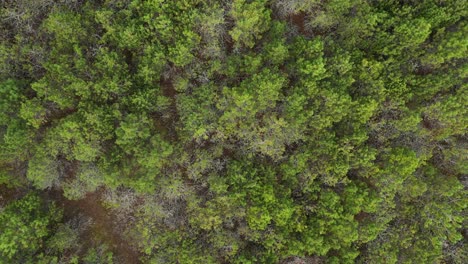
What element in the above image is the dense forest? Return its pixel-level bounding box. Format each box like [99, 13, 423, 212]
[0, 0, 467, 263]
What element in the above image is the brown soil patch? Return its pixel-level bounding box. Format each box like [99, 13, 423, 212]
[354, 211, 370, 222]
[53, 189, 142, 264]
[289, 12, 306, 35]
[0, 185, 24, 206]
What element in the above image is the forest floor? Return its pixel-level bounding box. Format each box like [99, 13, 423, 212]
[0, 185, 22, 207]
[49, 189, 142, 263]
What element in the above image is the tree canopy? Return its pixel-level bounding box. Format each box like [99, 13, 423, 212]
[0, 0, 466, 263]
